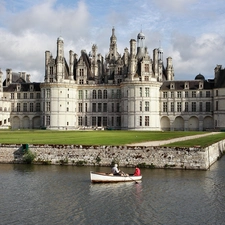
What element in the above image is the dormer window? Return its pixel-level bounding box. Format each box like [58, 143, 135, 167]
[199, 81, 203, 89]
[184, 82, 189, 89]
[170, 83, 175, 89]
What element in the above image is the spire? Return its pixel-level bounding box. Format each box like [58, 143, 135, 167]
[110, 26, 117, 44]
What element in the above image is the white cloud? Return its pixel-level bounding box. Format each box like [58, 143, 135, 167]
[0, 0, 225, 83]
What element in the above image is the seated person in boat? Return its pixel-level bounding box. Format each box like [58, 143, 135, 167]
[133, 165, 141, 176]
[111, 164, 121, 176]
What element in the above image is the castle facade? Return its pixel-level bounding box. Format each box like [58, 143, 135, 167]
[1, 28, 225, 131]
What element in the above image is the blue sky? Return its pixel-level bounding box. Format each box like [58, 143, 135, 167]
[0, 0, 225, 81]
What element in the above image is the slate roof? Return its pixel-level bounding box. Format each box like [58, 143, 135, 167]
[160, 79, 214, 91]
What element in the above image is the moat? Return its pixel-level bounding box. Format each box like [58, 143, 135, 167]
[1, 159, 225, 225]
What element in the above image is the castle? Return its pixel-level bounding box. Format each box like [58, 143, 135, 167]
[1, 27, 225, 131]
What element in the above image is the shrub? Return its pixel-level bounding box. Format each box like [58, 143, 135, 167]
[23, 149, 36, 164]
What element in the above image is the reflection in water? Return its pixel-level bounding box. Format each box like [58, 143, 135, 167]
[1, 161, 225, 224]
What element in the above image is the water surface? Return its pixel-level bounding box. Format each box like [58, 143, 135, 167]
[1, 158, 225, 225]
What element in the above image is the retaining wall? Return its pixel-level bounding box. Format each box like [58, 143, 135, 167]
[0, 140, 225, 170]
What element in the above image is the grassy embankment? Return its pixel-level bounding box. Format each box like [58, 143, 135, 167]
[0, 130, 225, 147]
[164, 132, 225, 148]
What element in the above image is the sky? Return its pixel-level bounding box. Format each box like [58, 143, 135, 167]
[0, 0, 225, 82]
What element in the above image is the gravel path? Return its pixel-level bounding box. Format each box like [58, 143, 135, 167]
[127, 132, 220, 146]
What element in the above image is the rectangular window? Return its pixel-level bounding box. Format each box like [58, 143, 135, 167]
[85, 103, 87, 112]
[192, 91, 196, 98]
[144, 76, 149, 81]
[140, 102, 142, 111]
[98, 103, 101, 112]
[46, 102, 50, 111]
[199, 102, 203, 112]
[185, 102, 188, 112]
[78, 90, 83, 99]
[139, 116, 142, 126]
[177, 91, 181, 98]
[11, 103, 15, 112]
[46, 116, 50, 126]
[116, 89, 121, 98]
[17, 103, 20, 112]
[92, 117, 96, 126]
[163, 102, 167, 112]
[145, 88, 149, 97]
[112, 103, 114, 112]
[116, 103, 120, 112]
[17, 93, 21, 99]
[116, 117, 121, 126]
[140, 87, 142, 97]
[80, 69, 84, 76]
[216, 101, 218, 110]
[23, 103, 27, 112]
[103, 117, 107, 126]
[206, 102, 211, 112]
[30, 103, 34, 112]
[170, 102, 174, 112]
[192, 102, 196, 112]
[30, 93, 33, 99]
[11, 93, 14, 99]
[24, 93, 27, 99]
[36, 103, 40, 112]
[171, 92, 174, 98]
[92, 103, 96, 112]
[185, 91, 188, 98]
[199, 91, 202, 98]
[206, 91, 210, 97]
[103, 103, 107, 112]
[111, 90, 114, 98]
[216, 90, 218, 96]
[85, 90, 88, 99]
[177, 102, 181, 112]
[46, 89, 50, 98]
[98, 90, 102, 99]
[50, 66, 53, 75]
[163, 92, 167, 98]
[145, 116, 149, 126]
[145, 101, 149, 111]
[92, 90, 97, 99]
[78, 103, 82, 112]
[103, 90, 107, 99]
[78, 116, 82, 126]
[36, 93, 41, 99]
[112, 117, 114, 126]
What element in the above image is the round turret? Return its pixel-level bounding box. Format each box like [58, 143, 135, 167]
[137, 32, 145, 40]
[57, 36, 64, 42]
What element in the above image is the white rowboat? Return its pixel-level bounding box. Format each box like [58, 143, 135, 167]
[90, 171, 142, 183]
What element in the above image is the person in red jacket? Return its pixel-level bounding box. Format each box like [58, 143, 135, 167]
[133, 165, 141, 176]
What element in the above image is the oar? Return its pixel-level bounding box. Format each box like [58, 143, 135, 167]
[121, 171, 139, 184]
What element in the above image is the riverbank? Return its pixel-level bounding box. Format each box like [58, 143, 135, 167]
[0, 135, 225, 169]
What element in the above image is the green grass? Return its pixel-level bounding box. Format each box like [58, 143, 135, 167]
[164, 132, 225, 148]
[0, 130, 208, 146]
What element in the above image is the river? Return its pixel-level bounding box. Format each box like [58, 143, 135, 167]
[1, 157, 225, 225]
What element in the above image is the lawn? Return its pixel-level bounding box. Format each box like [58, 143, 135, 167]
[164, 132, 225, 148]
[0, 130, 212, 146]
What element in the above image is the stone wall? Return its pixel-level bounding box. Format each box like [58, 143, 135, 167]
[0, 140, 225, 170]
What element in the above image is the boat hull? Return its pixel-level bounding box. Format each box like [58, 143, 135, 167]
[90, 171, 142, 183]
